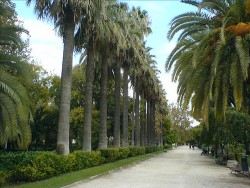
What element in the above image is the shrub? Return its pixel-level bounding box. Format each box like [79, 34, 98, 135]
[0, 170, 11, 185]
[145, 146, 163, 153]
[0, 151, 37, 171]
[13, 152, 62, 181]
[73, 150, 104, 170]
[118, 148, 130, 160]
[128, 147, 146, 157]
[99, 148, 120, 163]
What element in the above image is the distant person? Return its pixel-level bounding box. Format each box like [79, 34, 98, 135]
[192, 144, 194, 149]
[189, 144, 191, 149]
[201, 148, 207, 155]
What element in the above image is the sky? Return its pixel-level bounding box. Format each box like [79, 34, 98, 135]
[13, 0, 196, 105]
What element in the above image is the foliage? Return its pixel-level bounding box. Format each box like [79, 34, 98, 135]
[17, 152, 160, 188]
[99, 148, 120, 163]
[0, 145, 162, 185]
[193, 108, 250, 158]
[128, 146, 146, 157]
[0, 0, 31, 149]
[166, 0, 250, 124]
[162, 116, 177, 145]
[72, 150, 104, 170]
[0, 151, 37, 171]
[24, 63, 60, 151]
[145, 146, 164, 153]
[167, 104, 192, 143]
[118, 147, 130, 159]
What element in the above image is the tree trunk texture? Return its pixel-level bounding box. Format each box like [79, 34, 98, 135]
[131, 86, 136, 146]
[159, 116, 163, 146]
[152, 101, 156, 146]
[147, 100, 151, 146]
[113, 61, 121, 147]
[83, 39, 95, 151]
[98, 55, 108, 149]
[135, 81, 140, 146]
[140, 92, 145, 146]
[149, 100, 155, 146]
[144, 99, 147, 146]
[56, 13, 74, 155]
[122, 65, 129, 147]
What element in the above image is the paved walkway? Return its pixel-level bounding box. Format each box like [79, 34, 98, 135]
[65, 146, 250, 188]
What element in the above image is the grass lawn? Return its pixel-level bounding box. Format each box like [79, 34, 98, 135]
[11, 151, 163, 188]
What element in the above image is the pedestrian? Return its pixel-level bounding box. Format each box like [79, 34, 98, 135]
[192, 144, 194, 149]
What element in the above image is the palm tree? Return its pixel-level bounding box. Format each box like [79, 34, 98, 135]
[0, 0, 31, 149]
[166, 0, 250, 123]
[75, 1, 127, 150]
[121, 7, 151, 146]
[27, 0, 87, 154]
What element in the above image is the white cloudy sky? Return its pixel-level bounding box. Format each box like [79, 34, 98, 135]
[13, 0, 196, 104]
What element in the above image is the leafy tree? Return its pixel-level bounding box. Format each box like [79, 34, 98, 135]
[162, 116, 177, 145]
[25, 63, 60, 151]
[168, 104, 192, 144]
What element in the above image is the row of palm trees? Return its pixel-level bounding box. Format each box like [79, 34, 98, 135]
[166, 0, 250, 124]
[27, 0, 167, 154]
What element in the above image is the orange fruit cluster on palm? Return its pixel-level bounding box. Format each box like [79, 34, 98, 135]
[226, 22, 250, 36]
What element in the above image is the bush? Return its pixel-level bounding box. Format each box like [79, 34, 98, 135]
[0, 145, 164, 185]
[13, 151, 62, 181]
[128, 147, 146, 157]
[0, 151, 37, 171]
[118, 148, 130, 160]
[99, 148, 120, 163]
[145, 146, 162, 153]
[73, 150, 104, 170]
[0, 170, 11, 185]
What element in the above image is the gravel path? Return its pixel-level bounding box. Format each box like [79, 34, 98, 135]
[64, 146, 250, 188]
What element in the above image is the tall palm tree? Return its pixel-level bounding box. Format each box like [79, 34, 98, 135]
[27, 0, 87, 154]
[75, 1, 127, 150]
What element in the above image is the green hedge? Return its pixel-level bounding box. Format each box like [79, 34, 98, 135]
[0, 146, 163, 186]
[128, 146, 146, 157]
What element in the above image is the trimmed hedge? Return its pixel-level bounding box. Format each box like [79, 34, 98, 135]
[0, 146, 163, 186]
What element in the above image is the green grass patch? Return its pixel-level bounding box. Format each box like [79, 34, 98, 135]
[14, 151, 162, 188]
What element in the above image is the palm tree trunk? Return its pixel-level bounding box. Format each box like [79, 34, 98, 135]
[131, 87, 135, 146]
[98, 55, 108, 149]
[56, 14, 74, 155]
[144, 98, 147, 146]
[151, 101, 156, 146]
[114, 60, 121, 147]
[140, 92, 145, 146]
[122, 65, 129, 147]
[135, 81, 140, 146]
[160, 115, 163, 146]
[147, 100, 151, 146]
[149, 100, 154, 146]
[83, 39, 95, 151]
